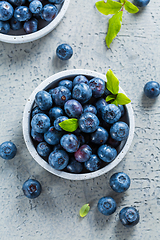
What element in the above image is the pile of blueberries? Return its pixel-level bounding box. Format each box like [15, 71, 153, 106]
[0, 0, 64, 34]
[30, 75, 129, 174]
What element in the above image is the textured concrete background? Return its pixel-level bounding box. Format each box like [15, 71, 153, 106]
[0, 0, 160, 239]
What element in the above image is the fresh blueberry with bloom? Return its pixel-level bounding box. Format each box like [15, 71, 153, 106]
[48, 150, 69, 170]
[134, 0, 150, 7]
[73, 75, 89, 87]
[64, 99, 83, 119]
[23, 18, 38, 33]
[29, 0, 42, 14]
[37, 142, 51, 157]
[31, 113, 51, 133]
[84, 154, 101, 172]
[40, 4, 58, 21]
[35, 90, 52, 111]
[144, 81, 160, 99]
[14, 6, 32, 22]
[79, 112, 99, 133]
[97, 144, 117, 163]
[110, 121, 129, 141]
[0, 141, 17, 160]
[49, 106, 64, 121]
[83, 104, 97, 115]
[95, 98, 108, 115]
[119, 207, 140, 227]
[10, 17, 22, 30]
[31, 106, 44, 118]
[50, 86, 71, 106]
[54, 116, 68, 131]
[66, 158, 83, 173]
[56, 44, 73, 60]
[58, 80, 73, 91]
[97, 197, 117, 216]
[102, 104, 121, 124]
[0, 1, 14, 21]
[109, 172, 131, 193]
[31, 128, 44, 142]
[91, 126, 109, 145]
[72, 83, 92, 104]
[89, 78, 105, 98]
[48, 0, 64, 4]
[44, 126, 62, 145]
[0, 21, 10, 33]
[74, 144, 92, 163]
[60, 134, 80, 153]
[22, 179, 42, 199]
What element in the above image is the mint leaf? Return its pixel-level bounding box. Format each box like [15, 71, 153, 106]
[105, 10, 123, 48]
[115, 93, 131, 105]
[124, 1, 139, 14]
[79, 204, 90, 217]
[95, 0, 122, 15]
[106, 69, 119, 95]
[59, 118, 78, 132]
[106, 94, 116, 102]
[111, 99, 119, 106]
[120, 0, 125, 3]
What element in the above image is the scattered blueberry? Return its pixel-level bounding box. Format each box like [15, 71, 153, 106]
[89, 78, 105, 98]
[73, 75, 89, 87]
[64, 99, 83, 118]
[97, 196, 117, 216]
[58, 80, 73, 91]
[134, 0, 150, 7]
[72, 83, 92, 104]
[79, 112, 99, 133]
[44, 126, 62, 145]
[54, 116, 68, 131]
[37, 142, 51, 157]
[110, 121, 129, 141]
[0, 1, 14, 21]
[56, 43, 73, 60]
[84, 154, 101, 172]
[66, 158, 83, 173]
[48, 150, 69, 170]
[97, 144, 117, 163]
[60, 134, 80, 153]
[144, 81, 160, 99]
[109, 172, 131, 193]
[0, 141, 17, 160]
[91, 126, 109, 145]
[31, 113, 51, 133]
[74, 144, 92, 162]
[102, 104, 121, 124]
[119, 207, 140, 227]
[22, 179, 42, 199]
[40, 4, 58, 21]
[0, 20, 10, 33]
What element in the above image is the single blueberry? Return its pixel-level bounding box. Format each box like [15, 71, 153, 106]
[58, 80, 73, 91]
[110, 121, 129, 141]
[89, 78, 105, 98]
[35, 90, 52, 111]
[48, 0, 64, 4]
[23, 18, 38, 33]
[74, 144, 92, 162]
[83, 104, 97, 115]
[0, 141, 17, 160]
[84, 154, 102, 172]
[91, 126, 109, 145]
[97, 197, 117, 216]
[14, 6, 32, 22]
[40, 4, 58, 22]
[0, 21, 10, 33]
[134, 0, 150, 7]
[49, 106, 64, 121]
[66, 158, 83, 173]
[31, 113, 51, 133]
[72, 75, 89, 87]
[31, 128, 44, 142]
[72, 83, 92, 104]
[0, 1, 14, 21]
[37, 142, 51, 157]
[44, 126, 62, 145]
[102, 104, 121, 124]
[56, 43, 73, 60]
[97, 144, 117, 163]
[10, 17, 22, 30]
[60, 134, 80, 153]
[64, 99, 83, 118]
[48, 150, 69, 170]
[29, 0, 42, 14]
[54, 116, 68, 131]
[119, 207, 140, 227]
[95, 98, 108, 115]
[109, 172, 131, 193]
[22, 179, 42, 199]
[79, 112, 99, 133]
[144, 81, 160, 99]
[50, 86, 71, 106]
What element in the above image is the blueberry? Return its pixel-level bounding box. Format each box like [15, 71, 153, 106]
[109, 172, 131, 193]
[22, 179, 42, 199]
[72, 83, 92, 104]
[10, 17, 22, 30]
[134, 0, 150, 7]
[60, 134, 80, 153]
[54, 116, 68, 131]
[74, 144, 92, 162]
[37, 142, 51, 157]
[40, 4, 58, 22]
[97, 197, 117, 216]
[102, 104, 121, 124]
[144, 81, 160, 99]
[0, 1, 14, 21]
[49, 107, 64, 121]
[110, 121, 129, 141]
[29, 0, 42, 14]
[50, 86, 71, 106]
[0, 21, 10, 34]
[35, 90, 52, 111]
[119, 207, 140, 227]
[84, 154, 101, 172]
[31, 106, 44, 118]
[64, 99, 83, 118]
[52, 144, 62, 152]
[48, 0, 64, 4]
[89, 78, 105, 98]
[23, 18, 38, 33]
[14, 6, 32, 22]
[8, 0, 25, 6]
[48, 150, 69, 170]
[56, 43, 73, 60]
[0, 141, 17, 160]
[83, 104, 97, 115]
[91, 126, 109, 145]
[31, 128, 44, 142]
[44, 126, 62, 145]
[95, 98, 108, 115]
[58, 80, 73, 91]
[66, 158, 83, 173]
[73, 75, 89, 87]
[97, 144, 117, 163]
[31, 113, 51, 133]
[79, 112, 99, 133]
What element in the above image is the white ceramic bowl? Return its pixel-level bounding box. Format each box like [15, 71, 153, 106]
[0, 0, 70, 44]
[23, 69, 135, 180]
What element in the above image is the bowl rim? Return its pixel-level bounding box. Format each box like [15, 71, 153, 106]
[0, 0, 70, 44]
[22, 69, 135, 180]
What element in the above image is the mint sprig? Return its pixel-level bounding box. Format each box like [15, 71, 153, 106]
[105, 69, 131, 106]
[59, 118, 78, 132]
[79, 204, 90, 217]
[95, 0, 139, 48]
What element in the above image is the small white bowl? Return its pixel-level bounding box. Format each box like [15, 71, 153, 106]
[0, 0, 70, 44]
[23, 69, 135, 180]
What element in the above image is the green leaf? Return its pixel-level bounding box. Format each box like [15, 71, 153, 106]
[105, 10, 123, 48]
[95, 0, 122, 15]
[59, 118, 78, 132]
[115, 93, 131, 105]
[111, 98, 119, 106]
[120, 0, 125, 3]
[124, 1, 139, 14]
[106, 94, 116, 102]
[79, 204, 90, 217]
[106, 69, 119, 95]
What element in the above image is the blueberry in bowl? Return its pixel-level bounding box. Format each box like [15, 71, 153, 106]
[23, 69, 135, 180]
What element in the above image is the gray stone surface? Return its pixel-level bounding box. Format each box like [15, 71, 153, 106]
[0, 0, 160, 239]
